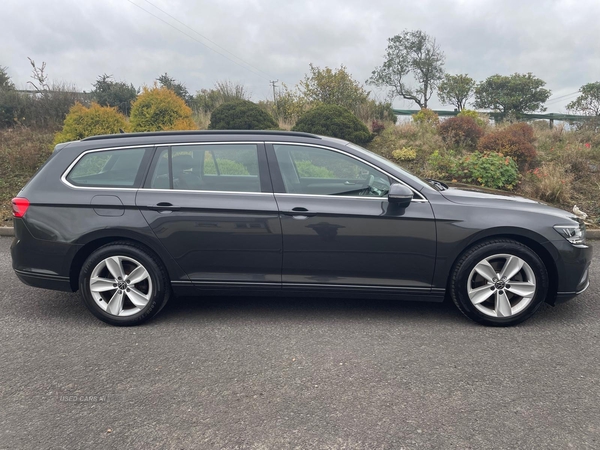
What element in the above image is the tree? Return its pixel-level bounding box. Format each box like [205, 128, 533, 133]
[567, 82, 600, 116]
[208, 100, 277, 130]
[367, 30, 445, 109]
[0, 66, 15, 91]
[437, 74, 475, 111]
[298, 64, 369, 111]
[0, 66, 20, 127]
[156, 73, 192, 106]
[24, 58, 85, 128]
[91, 74, 138, 115]
[129, 86, 196, 132]
[193, 80, 250, 113]
[292, 104, 373, 145]
[474, 73, 551, 115]
[54, 103, 128, 144]
[270, 82, 309, 123]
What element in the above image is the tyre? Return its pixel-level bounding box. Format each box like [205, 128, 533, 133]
[450, 239, 549, 326]
[79, 242, 171, 326]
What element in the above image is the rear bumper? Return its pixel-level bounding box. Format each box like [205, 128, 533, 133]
[11, 218, 81, 292]
[14, 269, 73, 292]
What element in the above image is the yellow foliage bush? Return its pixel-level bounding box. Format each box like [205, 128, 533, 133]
[54, 102, 128, 144]
[130, 86, 196, 132]
[457, 109, 488, 127]
[412, 108, 439, 126]
[392, 147, 417, 161]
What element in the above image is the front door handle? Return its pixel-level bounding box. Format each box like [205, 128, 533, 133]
[147, 202, 181, 211]
[282, 207, 316, 218]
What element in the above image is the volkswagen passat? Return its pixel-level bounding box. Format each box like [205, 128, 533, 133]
[11, 131, 592, 326]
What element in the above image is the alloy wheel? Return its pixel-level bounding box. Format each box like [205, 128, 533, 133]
[89, 255, 153, 317]
[467, 254, 536, 318]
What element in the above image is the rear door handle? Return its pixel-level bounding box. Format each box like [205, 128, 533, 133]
[147, 202, 181, 211]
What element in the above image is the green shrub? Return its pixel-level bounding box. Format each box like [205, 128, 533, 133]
[459, 152, 519, 190]
[457, 109, 487, 127]
[478, 123, 537, 169]
[354, 99, 397, 124]
[130, 86, 196, 132]
[292, 104, 373, 144]
[193, 81, 251, 114]
[412, 108, 439, 126]
[209, 100, 277, 130]
[0, 89, 23, 128]
[427, 150, 458, 180]
[0, 127, 54, 223]
[427, 150, 519, 190]
[91, 74, 138, 115]
[54, 102, 128, 144]
[392, 147, 417, 161]
[438, 116, 484, 149]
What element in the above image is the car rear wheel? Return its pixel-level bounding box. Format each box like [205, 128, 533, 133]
[450, 239, 549, 326]
[79, 242, 170, 326]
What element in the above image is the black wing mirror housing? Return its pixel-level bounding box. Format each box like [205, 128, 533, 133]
[388, 183, 413, 208]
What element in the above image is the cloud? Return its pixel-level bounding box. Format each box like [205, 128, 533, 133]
[1, 0, 598, 111]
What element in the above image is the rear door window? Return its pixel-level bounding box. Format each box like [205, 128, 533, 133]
[148, 144, 262, 192]
[66, 147, 151, 188]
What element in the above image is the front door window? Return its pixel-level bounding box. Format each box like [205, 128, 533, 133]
[273, 144, 391, 197]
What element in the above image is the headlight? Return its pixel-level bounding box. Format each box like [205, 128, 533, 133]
[554, 222, 586, 245]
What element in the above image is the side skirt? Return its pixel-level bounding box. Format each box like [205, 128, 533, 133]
[171, 280, 446, 302]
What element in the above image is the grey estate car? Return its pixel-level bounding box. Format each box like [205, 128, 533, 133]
[11, 131, 592, 326]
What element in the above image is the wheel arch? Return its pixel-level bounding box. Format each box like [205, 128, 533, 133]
[68, 230, 185, 291]
[447, 230, 559, 304]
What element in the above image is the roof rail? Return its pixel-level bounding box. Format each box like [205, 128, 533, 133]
[82, 130, 322, 141]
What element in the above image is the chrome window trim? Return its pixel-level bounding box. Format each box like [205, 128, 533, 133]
[156, 141, 261, 148]
[269, 141, 428, 202]
[60, 140, 428, 203]
[61, 141, 263, 191]
[141, 188, 272, 196]
[275, 192, 427, 202]
[61, 144, 154, 191]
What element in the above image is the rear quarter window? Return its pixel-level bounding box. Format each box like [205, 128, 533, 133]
[66, 147, 151, 188]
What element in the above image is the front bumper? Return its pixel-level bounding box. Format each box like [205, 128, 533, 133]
[548, 239, 592, 305]
[554, 266, 591, 304]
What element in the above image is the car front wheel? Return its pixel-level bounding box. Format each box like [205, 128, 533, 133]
[79, 242, 170, 326]
[450, 239, 549, 326]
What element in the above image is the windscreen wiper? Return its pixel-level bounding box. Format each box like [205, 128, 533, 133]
[426, 178, 449, 191]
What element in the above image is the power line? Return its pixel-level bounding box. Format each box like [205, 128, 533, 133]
[545, 91, 579, 105]
[125, 0, 270, 82]
[142, 0, 274, 81]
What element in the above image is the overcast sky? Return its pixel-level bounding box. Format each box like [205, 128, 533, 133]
[2, 0, 599, 111]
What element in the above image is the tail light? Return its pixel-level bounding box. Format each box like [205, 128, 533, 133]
[12, 198, 30, 218]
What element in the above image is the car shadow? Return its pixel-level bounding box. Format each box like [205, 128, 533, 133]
[153, 294, 469, 326]
[152, 291, 593, 329]
[15, 280, 591, 329]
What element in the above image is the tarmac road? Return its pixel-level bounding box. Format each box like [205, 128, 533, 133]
[0, 236, 598, 449]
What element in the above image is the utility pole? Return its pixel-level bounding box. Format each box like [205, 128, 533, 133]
[269, 80, 278, 103]
[270, 80, 279, 119]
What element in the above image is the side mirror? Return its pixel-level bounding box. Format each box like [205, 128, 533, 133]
[388, 183, 413, 208]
